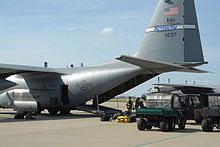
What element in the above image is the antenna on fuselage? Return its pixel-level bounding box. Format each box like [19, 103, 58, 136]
[81, 63, 84, 67]
[44, 62, 48, 68]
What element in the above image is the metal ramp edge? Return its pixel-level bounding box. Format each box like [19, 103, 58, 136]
[75, 105, 122, 116]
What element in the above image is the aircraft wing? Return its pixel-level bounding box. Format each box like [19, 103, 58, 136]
[153, 83, 214, 94]
[116, 55, 208, 73]
[0, 63, 66, 78]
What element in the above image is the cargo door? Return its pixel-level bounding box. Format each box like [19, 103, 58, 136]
[60, 85, 69, 105]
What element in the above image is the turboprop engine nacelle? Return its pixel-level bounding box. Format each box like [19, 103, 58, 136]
[13, 101, 38, 113]
[0, 89, 38, 112]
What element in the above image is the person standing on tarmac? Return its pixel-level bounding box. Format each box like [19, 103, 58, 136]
[135, 97, 144, 109]
[126, 97, 133, 115]
[139, 98, 144, 108]
[135, 98, 140, 109]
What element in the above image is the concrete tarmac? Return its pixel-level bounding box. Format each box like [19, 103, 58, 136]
[0, 103, 219, 147]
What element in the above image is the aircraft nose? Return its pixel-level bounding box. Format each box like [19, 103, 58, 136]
[0, 92, 12, 108]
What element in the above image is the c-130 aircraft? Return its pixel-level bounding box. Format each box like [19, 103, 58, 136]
[0, 0, 207, 119]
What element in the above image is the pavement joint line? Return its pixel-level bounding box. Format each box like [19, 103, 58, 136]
[134, 132, 200, 147]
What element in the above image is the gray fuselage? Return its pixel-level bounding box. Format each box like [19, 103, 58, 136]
[1, 60, 156, 111]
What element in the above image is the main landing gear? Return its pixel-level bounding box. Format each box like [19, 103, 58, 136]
[14, 112, 37, 120]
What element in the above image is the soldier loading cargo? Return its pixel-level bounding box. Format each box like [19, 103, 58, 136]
[126, 97, 133, 115]
[135, 97, 144, 109]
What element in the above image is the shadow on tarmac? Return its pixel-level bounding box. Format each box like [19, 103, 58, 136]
[172, 128, 202, 133]
[0, 112, 17, 115]
[144, 127, 202, 133]
[186, 122, 201, 126]
[212, 130, 220, 133]
[0, 111, 100, 123]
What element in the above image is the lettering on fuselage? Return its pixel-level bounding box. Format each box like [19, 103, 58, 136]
[154, 23, 180, 32]
[76, 80, 92, 92]
[165, 32, 177, 37]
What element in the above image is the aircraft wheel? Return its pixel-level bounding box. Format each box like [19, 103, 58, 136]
[60, 109, 71, 115]
[35, 110, 41, 115]
[48, 109, 59, 115]
[14, 114, 25, 119]
[195, 119, 202, 124]
[25, 113, 36, 120]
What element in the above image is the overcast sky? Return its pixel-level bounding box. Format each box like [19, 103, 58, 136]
[0, 0, 219, 96]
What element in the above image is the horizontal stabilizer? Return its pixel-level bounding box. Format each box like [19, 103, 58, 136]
[0, 78, 17, 90]
[116, 55, 207, 73]
[177, 68, 208, 73]
[178, 62, 208, 68]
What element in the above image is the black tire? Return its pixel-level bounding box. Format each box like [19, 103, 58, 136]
[160, 121, 169, 132]
[137, 118, 146, 131]
[202, 119, 214, 132]
[178, 116, 186, 129]
[48, 109, 59, 115]
[178, 122, 185, 129]
[146, 125, 152, 130]
[14, 114, 24, 119]
[100, 115, 110, 121]
[168, 121, 175, 131]
[195, 119, 202, 124]
[60, 109, 71, 115]
[145, 118, 152, 130]
[35, 110, 42, 115]
[25, 114, 36, 120]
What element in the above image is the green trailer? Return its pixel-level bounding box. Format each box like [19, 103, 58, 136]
[136, 93, 186, 132]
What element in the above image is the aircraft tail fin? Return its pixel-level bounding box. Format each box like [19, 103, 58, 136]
[135, 0, 205, 64]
